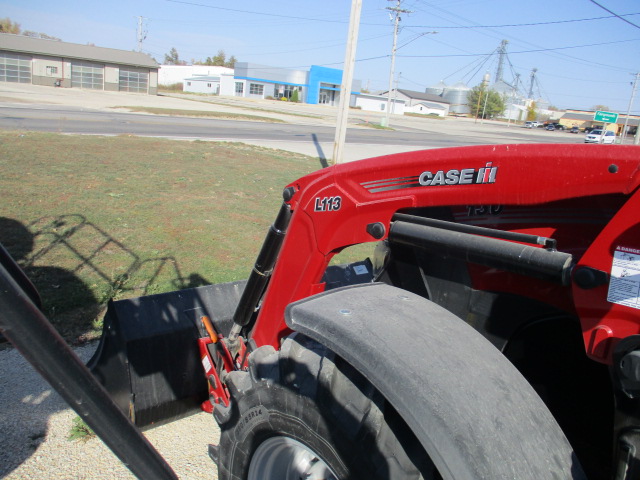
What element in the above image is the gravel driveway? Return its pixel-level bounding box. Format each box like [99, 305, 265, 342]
[0, 342, 220, 479]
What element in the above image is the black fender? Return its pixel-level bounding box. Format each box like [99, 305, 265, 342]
[285, 282, 584, 480]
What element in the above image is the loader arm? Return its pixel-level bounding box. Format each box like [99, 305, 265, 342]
[248, 144, 640, 365]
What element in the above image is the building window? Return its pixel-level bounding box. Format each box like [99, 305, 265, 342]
[249, 83, 264, 95]
[46, 66, 58, 76]
[274, 83, 296, 99]
[207, 83, 212, 87]
[0, 52, 32, 83]
[235, 82, 244, 94]
[119, 68, 148, 93]
[187, 81, 191, 86]
[380, 103, 385, 111]
[71, 61, 104, 90]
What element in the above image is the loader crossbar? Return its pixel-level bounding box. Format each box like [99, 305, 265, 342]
[389, 214, 573, 285]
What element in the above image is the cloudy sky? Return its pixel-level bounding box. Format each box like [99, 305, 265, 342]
[3, 0, 640, 112]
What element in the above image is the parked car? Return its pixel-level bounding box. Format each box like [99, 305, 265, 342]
[545, 124, 555, 131]
[524, 121, 540, 128]
[570, 126, 580, 134]
[584, 129, 616, 144]
[554, 124, 566, 131]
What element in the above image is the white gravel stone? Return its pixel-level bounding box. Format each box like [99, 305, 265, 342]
[0, 342, 220, 479]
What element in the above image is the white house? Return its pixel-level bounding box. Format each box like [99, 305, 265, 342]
[183, 75, 221, 94]
[406, 101, 448, 116]
[158, 65, 233, 86]
[354, 93, 405, 114]
[381, 89, 451, 117]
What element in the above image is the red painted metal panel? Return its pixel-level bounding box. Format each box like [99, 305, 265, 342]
[250, 144, 640, 358]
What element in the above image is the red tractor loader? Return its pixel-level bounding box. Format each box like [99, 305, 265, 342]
[2, 143, 640, 479]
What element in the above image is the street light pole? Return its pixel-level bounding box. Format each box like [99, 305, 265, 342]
[383, 0, 410, 127]
[622, 72, 639, 144]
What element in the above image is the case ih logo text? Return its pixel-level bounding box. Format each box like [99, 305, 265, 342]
[419, 163, 498, 186]
[359, 163, 499, 193]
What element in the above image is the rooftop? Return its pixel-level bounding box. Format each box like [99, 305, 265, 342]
[0, 34, 158, 69]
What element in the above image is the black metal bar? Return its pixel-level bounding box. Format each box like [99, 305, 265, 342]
[392, 213, 556, 249]
[389, 220, 573, 285]
[232, 201, 292, 328]
[0, 261, 179, 480]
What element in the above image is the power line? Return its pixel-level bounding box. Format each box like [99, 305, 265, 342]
[396, 37, 640, 58]
[588, 0, 640, 30]
[165, 0, 352, 23]
[403, 13, 640, 29]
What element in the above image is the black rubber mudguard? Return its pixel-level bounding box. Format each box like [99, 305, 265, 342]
[285, 283, 584, 480]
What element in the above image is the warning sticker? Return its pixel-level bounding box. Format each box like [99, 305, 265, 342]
[607, 247, 640, 309]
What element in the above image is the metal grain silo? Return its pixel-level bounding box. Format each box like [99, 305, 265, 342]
[425, 80, 447, 96]
[442, 82, 471, 115]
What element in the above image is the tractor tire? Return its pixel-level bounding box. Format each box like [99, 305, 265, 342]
[213, 333, 437, 479]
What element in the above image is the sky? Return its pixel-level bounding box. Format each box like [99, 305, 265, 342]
[2, 0, 640, 113]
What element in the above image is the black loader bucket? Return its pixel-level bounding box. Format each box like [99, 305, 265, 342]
[87, 280, 246, 430]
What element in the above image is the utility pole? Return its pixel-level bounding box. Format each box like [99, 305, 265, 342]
[622, 72, 639, 144]
[392, 72, 401, 115]
[383, 0, 411, 127]
[332, 0, 362, 165]
[136, 16, 148, 52]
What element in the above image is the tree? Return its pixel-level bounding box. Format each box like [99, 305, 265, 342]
[593, 104, 611, 112]
[0, 17, 20, 34]
[22, 30, 61, 41]
[467, 84, 505, 119]
[163, 47, 186, 65]
[526, 101, 537, 121]
[0, 18, 60, 40]
[212, 50, 226, 66]
[291, 88, 299, 103]
[193, 51, 237, 67]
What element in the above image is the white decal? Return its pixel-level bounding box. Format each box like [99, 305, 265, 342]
[353, 265, 369, 276]
[202, 355, 212, 373]
[607, 247, 640, 310]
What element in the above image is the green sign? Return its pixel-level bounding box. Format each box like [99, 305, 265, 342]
[594, 111, 619, 123]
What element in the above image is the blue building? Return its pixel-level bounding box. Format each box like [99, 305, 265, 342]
[219, 62, 361, 106]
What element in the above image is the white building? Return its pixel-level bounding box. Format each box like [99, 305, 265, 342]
[406, 101, 448, 116]
[158, 65, 233, 86]
[380, 89, 451, 117]
[183, 75, 221, 94]
[354, 93, 405, 114]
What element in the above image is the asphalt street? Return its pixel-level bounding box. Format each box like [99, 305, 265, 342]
[0, 83, 585, 162]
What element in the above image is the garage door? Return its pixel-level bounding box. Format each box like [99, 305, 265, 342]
[0, 52, 32, 83]
[119, 68, 148, 93]
[71, 61, 103, 89]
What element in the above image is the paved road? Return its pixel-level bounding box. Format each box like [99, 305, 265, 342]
[0, 95, 584, 162]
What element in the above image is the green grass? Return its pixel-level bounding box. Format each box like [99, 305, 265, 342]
[112, 106, 284, 123]
[403, 112, 446, 120]
[0, 132, 319, 343]
[358, 121, 394, 130]
[171, 95, 323, 119]
[68, 416, 96, 442]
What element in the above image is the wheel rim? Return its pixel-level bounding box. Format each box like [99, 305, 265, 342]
[248, 436, 339, 480]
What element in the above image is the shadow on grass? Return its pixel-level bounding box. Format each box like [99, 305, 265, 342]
[0, 215, 214, 478]
[0, 215, 210, 344]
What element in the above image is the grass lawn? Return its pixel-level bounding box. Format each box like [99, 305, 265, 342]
[0, 131, 320, 343]
[115, 106, 285, 122]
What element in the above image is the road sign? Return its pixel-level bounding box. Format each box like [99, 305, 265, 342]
[594, 111, 619, 123]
